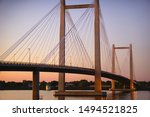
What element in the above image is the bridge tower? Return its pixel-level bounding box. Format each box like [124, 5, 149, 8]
[58, 0, 66, 92]
[111, 44, 134, 90]
[58, 0, 102, 93]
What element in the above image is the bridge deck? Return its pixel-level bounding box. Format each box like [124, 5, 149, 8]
[0, 61, 130, 82]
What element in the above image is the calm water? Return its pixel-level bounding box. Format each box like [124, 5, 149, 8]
[0, 90, 149, 100]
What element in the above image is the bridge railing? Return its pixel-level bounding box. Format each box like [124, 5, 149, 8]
[0, 61, 94, 70]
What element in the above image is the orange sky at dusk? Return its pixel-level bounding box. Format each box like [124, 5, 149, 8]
[0, 71, 94, 82]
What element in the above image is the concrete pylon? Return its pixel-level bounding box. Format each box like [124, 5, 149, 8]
[33, 71, 39, 100]
[94, 0, 102, 93]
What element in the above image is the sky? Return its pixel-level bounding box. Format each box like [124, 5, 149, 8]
[0, 0, 150, 82]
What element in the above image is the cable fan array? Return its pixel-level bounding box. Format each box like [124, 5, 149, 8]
[0, 0, 135, 81]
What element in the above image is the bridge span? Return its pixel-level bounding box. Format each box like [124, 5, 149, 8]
[0, 61, 130, 82]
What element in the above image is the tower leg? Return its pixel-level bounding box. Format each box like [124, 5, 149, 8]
[130, 44, 134, 90]
[58, 0, 65, 92]
[111, 80, 115, 90]
[94, 0, 101, 92]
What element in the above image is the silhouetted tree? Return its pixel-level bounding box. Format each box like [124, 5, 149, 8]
[79, 80, 90, 89]
[40, 81, 47, 90]
[50, 81, 58, 89]
[0, 81, 6, 90]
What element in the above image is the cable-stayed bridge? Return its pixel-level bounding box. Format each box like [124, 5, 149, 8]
[0, 0, 135, 99]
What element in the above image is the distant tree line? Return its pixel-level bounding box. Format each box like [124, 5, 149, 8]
[135, 81, 150, 91]
[0, 80, 150, 90]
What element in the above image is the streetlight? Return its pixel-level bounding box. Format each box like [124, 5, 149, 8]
[28, 48, 31, 64]
[14, 53, 16, 62]
[54, 56, 55, 65]
[70, 56, 72, 66]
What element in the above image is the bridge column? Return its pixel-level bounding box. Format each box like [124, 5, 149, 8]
[130, 44, 134, 90]
[94, 0, 102, 92]
[111, 44, 115, 90]
[59, 0, 65, 92]
[33, 71, 39, 100]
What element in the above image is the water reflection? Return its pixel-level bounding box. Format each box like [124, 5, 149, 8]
[57, 96, 106, 100]
[95, 96, 107, 100]
[131, 91, 136, 100]
[108, 91, 136, 100]
[57, 91, 137, 100]
[111, 91, 116, 100]
[58, 96, 65, 100]
[0, 90, 149, 100]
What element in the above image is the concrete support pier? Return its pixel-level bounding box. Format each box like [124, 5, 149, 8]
[33, 71, 39, 100]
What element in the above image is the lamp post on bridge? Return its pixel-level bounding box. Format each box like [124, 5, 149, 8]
[69, 56, 72, 66]
[53, 56, 55, 65]
[28, 48, 31, 64]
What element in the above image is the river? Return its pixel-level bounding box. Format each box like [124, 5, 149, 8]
[0, 90, 149, 100]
